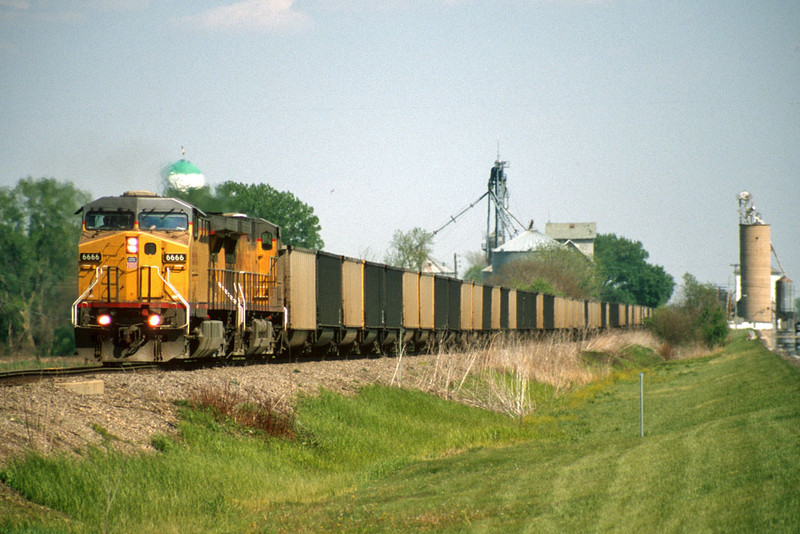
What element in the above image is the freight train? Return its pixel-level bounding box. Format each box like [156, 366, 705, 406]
[72, 191, 651, 363]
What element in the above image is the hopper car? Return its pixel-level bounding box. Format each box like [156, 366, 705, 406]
[72, 191, 652, 363]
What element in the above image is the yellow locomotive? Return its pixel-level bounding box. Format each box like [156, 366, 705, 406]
[73, 191, 283, 362]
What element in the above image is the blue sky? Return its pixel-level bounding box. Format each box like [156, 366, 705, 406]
[1, 0, 798, 291]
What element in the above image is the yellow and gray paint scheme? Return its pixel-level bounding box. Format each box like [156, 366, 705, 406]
[73, 191, 282, 362]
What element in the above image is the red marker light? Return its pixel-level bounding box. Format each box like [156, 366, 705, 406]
[147, 314, 162, 327]
[126, 237, 139, 254]
[97, 314, 112, 326]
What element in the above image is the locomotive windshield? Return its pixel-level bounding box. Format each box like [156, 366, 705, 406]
[138, 211, 189, 231]
[85, 210, 135, 230]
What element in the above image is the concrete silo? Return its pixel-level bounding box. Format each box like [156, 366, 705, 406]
[737, 192, 772, 324]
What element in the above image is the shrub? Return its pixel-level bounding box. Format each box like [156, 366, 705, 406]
[647, 273, 729, 348]
[187, 385, 296, 440]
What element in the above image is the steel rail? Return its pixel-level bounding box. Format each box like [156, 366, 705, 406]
[0, 362, 161, 385]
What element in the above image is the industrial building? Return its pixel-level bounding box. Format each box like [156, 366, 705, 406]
[545, 222, 596, 259]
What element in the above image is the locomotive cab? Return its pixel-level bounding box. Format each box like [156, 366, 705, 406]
[73, 191, 196, 362]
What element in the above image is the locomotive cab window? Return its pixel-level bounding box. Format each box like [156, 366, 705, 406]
[261, 231, 273, 250]
[138, 211, 189, 231]
[85, 210, 134, 230]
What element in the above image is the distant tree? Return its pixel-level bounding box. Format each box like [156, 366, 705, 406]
[594, 233, 674, 307]
[163, 183, 220, 213]
[215, 182, 323, 250]
[384, 227, 434, 271]
[462, 250, 487, 282]
[648, 273, 728, 348]
[495, 244, 600, 299]
[163, 181, 324, 250]
[0, 178, 91, 357]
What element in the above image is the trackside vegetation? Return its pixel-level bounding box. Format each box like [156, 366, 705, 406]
[2, 334, 799, 532]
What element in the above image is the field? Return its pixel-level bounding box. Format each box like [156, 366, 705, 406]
[1, 332, 798, 532]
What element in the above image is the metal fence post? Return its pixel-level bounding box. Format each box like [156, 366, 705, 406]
[640, 372, 644, 437]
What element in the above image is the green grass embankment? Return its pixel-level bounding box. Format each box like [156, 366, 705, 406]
[2, 335, 799, 533]
[264, 336, 800, 532]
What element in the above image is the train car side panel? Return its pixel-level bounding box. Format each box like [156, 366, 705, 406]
[460, 281, 473, 331]
[341, 258, 364, 329]
[419, 274, 434, 330]
[402, 272, 420, 330]
[508, 290, 517, 330]
[284, 248, 316, 331]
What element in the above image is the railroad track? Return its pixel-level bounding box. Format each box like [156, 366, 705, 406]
[0, 362, 161, 386]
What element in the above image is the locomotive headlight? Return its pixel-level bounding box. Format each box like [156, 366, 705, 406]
[97, 314, 112, 326]
[126, 237, 139, 254]
[147, 314, 162, 327]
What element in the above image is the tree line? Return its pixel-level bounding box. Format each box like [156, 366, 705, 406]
[384, 227, 676, 308]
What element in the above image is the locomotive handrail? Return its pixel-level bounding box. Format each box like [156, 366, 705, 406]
[71, 265, 106, 326]
[149, 266, 190, 333]
[236, 282, 246, 331]
[216, 279, 246, 332]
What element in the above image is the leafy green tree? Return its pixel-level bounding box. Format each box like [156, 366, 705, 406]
[215, 182, 323, 250]
[384, 227, 434, 271]
[0, 178, 91, 356]
[162, 184, 220, 213]
[648, 273, 728, 348]
[495, 244, 600, 299]
[163, 181, 324, 250]
[462, 250, 486, 282]
[594, 233, 674, 307]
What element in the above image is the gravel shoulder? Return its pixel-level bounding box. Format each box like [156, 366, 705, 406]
[0, 354, 440, 466]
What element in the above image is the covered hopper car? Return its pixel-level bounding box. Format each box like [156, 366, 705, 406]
[73, 191, 652, 363]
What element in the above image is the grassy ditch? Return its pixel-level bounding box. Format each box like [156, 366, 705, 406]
[1, 381, 539, 533]
[2, 332, 798, 532]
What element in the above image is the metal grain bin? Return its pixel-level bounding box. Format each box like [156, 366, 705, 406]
[402, 271, 419, 329]
[419, 273, 434, 330]
[341, 258, 363, 328]
[776, 276, 794, 314]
